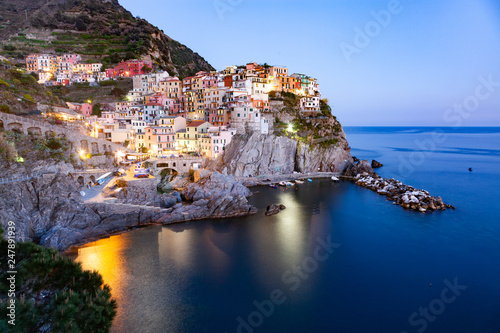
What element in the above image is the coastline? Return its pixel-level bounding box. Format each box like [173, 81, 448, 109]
[64, 172, 342, 253]
[235, 171, 341, 187]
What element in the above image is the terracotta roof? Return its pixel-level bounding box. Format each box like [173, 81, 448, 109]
[187, 120, 207, 127]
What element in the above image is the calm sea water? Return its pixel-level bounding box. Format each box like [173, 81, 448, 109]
[72, 127, 500, 333]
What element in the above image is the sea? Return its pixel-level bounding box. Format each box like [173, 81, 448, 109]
[71, 127, 500, 333]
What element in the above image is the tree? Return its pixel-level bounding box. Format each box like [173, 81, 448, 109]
[142, 65, 152, 73]
[75, 18, 87, 31]
[92, 103, 102, 117]
[0, 227, 117, 332]
[320, 99, 332, 117]
[29, 72, 39, 81]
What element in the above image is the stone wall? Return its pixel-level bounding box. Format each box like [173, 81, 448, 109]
[0, 112, 134, 156]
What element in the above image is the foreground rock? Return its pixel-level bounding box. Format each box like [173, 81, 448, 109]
[265, 204, 286, 216]
[371, 160, 383, 168]
[0, 167, 256, 251]
[353, 173, 455, 212]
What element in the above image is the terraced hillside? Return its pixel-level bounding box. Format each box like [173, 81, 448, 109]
[0, 0, 214, 78]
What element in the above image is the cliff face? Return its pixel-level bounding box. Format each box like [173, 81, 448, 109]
[216, 134, 298, 176]
[213, 130, 352, 177]
[0, 171, 104, 250]
[0, 167, 255, 251]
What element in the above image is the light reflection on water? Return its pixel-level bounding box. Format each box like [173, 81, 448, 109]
[69, 127, 500, 332]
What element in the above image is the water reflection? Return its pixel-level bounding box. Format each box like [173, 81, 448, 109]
[73, 235, 132, 330]
[158, 225, 231, 279]
[71, 181, 341, 332]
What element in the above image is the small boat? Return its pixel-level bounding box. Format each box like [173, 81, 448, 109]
[295, 179, 304, 184]
[331, 176, 339, 182]
[269, 184, 277, 188]
[307, 178, 313, 182]
[278, 181, 287, 186]
[285, 181, 294, 186]
[96, 172, 112, 184]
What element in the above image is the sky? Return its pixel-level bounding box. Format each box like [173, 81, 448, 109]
[119, 0, 500, 126]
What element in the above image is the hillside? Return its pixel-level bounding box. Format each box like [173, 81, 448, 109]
[0, 0, 214, 78]
[0, 62, 60, 114]
[0, 61, 130, 113]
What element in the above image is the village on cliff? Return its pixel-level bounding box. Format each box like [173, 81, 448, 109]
[24, 54, 323, 160]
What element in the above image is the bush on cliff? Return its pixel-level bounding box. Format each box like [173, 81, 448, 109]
[0, 228, 117, 332]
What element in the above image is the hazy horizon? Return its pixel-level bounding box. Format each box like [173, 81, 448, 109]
[119, 0, 500, 126]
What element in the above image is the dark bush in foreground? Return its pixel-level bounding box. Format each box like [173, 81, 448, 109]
[0, 228, 117, 332]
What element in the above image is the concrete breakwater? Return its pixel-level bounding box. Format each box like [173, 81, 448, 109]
[353, 173, 455, 213]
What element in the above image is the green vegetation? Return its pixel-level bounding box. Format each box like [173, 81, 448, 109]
[0, 227, 117, 332]
[23, 94, 36, 103]
[0, 104, 11, 113]
[282, 91, 301, 111]
[3, 131, 73, 164]
[0, 132, 17, 161]
[0, 65, 59, 114]
[320, 98, 332, 117]
[48, 78, 132, 105]
[92, 103, 102, 117]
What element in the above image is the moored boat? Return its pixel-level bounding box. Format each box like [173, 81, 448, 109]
[331, 176, 339, 182]
[295, 179, 304, 184]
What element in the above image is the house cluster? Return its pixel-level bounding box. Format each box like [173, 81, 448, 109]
[38, 61, 322, 159]
[25, 54, 153, 86]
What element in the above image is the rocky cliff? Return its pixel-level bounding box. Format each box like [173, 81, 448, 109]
[0, 166, 255, 251]
[211, 130, 352, 177]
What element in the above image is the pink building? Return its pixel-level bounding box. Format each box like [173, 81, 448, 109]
[145, 126, 177, 156]
[66, 102, 92, 117]
[202, 75, 218, 89]
[59, 54, 81, 64]
[106, 59, 152, 78]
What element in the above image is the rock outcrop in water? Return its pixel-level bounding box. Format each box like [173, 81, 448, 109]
[265, 204, 286, 216]
[354, 173, 455, 212]
[343, 159, 375, 177]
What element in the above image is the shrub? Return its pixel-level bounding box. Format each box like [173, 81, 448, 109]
[99, 80, 115, 86]
[23, 94, 36, 103]
[0, 104, 12, 114]
[0, 228, 117, 332]
[0, 133, 18, 161]
[0, 79, 11, 88]
[45, 138, 63, 150]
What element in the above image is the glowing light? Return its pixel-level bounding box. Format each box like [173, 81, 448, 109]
[287, 123, 293, 132]
[116, 150, 125, 160]
[79, 150, 87, 159]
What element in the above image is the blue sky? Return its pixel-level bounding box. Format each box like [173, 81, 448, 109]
[119, 0, 500, 126]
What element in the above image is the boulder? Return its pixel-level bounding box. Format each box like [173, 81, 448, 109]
[371, 160, 383, 168]
[265, 204, 281, 216]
